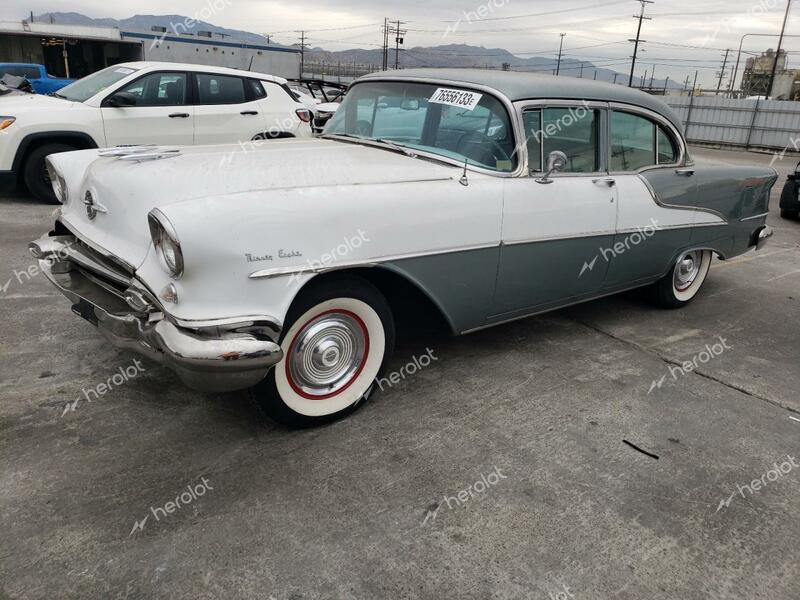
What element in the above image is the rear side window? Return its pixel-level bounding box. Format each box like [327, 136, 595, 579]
[195, 74, 246, 104]
[247, 79, 266, 100]
[611, 111, 679, 171]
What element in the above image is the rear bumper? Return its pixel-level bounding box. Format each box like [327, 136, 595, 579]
[31, 234, 283, 393]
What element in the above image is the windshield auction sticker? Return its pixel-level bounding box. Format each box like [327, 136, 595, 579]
[428, 88, 483, 111]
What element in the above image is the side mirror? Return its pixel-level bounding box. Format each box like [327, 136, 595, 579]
[104, 91, 137, 107]
[535, 151, 568, 184]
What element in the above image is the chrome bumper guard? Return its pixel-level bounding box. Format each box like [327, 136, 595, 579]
[30, 234, 283, 393]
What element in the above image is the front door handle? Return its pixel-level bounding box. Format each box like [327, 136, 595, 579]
[676, 168, 695, 176]
[168, 112, 190, 118]
[240, 110, 259, 115]
[592, 177, 616, 187]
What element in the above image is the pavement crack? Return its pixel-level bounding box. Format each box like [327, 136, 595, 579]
[570, 317, 799, 416]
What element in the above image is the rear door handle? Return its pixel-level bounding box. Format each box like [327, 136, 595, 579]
[592, 177, 616, 187]
[169, 112, 190, 118]
[240, 110, 259, 115]
[676, 168, 695, 176]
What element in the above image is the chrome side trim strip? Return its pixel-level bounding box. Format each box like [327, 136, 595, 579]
[740, 212, 770, 222]
[248, 242, 499, 279]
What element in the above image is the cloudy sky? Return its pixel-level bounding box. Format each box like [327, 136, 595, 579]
[3, 0, 799, 87]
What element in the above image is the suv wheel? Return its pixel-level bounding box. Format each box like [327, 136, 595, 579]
[23, 143, 76, 204]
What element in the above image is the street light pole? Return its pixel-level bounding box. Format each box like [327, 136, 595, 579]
[766, 0, 793, 99]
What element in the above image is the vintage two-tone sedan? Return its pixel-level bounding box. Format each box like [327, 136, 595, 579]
[31, 69, 777, 427]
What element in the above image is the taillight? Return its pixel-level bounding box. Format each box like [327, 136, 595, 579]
[296, 109, 312, 123]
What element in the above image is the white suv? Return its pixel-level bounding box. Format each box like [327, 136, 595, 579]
[0, 61, 312, 202]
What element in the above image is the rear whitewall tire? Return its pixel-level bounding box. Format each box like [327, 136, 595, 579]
[651, 249, 713, 308]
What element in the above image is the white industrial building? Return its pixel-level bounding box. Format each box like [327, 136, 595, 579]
[0, 20, 301, 80]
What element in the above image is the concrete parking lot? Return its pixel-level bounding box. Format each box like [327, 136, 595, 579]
[1, 146, 799, 600]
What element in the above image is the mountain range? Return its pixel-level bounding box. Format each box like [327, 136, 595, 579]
[30, 12, 680, 89]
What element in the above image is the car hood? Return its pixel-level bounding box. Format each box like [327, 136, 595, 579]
[54, 137, 457, 269]
[0, 91, 85, 113]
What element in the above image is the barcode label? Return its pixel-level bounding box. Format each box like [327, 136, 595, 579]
[428, 88, 483, 111]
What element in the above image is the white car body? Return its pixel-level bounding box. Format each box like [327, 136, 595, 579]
[30, 70, 776, 425]
[0, 61, 311, 199]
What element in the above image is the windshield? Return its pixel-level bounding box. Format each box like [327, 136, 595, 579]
[56, 65, 140, 102]
[324, 81, 518, 173]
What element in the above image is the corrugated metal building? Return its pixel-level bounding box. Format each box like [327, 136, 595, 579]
[0, 20, 301, 80]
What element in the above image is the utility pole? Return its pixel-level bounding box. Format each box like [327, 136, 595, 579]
[628, 0, 654, 87]
[382, 18, 388, 70]
[715, 49, 730, 94]
[579, 62, 584, 78]
[649, 65, 656, 88]
[613, 73, 619, 84]
[555, 33, 566, 76]
[390, 20, 407, 69]
[767, 0, 793, 99]
[642, 70, 648, 88]
[298, 31, 307, 78]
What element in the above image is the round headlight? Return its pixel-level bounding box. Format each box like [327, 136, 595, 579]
[148, 210, 184, 279]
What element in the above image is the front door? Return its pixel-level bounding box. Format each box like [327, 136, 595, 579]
[492, 104, 618, 321]
[100, 71, 194, 147]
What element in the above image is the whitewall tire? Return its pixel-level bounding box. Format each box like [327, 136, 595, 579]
[250, 276, 394, 427]
[652, 249, 713, 308]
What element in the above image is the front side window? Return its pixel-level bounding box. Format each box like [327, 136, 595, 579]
[196, 74, 246, 104]
[611, 111, 679, 171]
[523, 106, 600, 173]
[117, 72, 187, 106]
[325, 81, 517, 173]
[57, 65, 140, 102]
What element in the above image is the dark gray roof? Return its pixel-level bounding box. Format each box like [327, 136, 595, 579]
[359, 68, 684, 133]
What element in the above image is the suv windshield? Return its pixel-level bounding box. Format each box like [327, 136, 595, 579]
[56, 65, 139, 102]
[324, 81, 518, 173]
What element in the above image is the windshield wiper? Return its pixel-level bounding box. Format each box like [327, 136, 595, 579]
[374, 138, 417, 158]
[322, 133, 417, 158]
[50, 92, 67, 99]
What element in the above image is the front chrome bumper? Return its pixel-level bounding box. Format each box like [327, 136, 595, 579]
[31, 233, 283, 393]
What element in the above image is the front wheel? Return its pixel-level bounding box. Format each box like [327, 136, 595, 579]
[250, 276, 395, 428]
[650, 249, 713, 309]
[781, 209, 799, 220]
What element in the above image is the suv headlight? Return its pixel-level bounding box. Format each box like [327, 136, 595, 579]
[45, 157, 67, 204]
[0, 117, 15, 131]
[148, 209, 184, 279]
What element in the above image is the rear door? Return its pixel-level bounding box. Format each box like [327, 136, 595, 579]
[604, 108, 697, 287]
[100, 71, 194, 146]
[192, 73, 266, 145]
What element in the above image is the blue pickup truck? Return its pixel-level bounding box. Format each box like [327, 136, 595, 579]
[0, 63, 74, 95]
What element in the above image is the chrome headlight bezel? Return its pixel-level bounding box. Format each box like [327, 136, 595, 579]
[45, 157, 67, 205]
[148, 209, 184, 279]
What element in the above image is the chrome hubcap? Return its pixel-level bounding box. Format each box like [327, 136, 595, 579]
[288, 312, 367, 398]
[674, 250, 702, 291]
